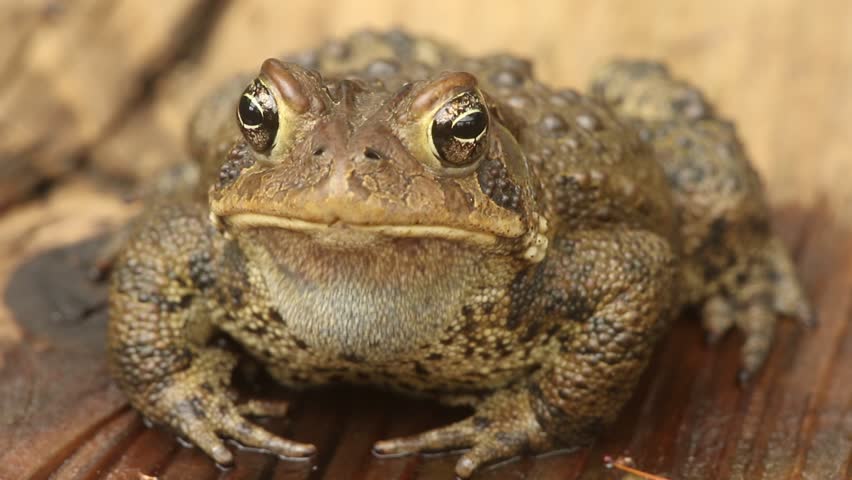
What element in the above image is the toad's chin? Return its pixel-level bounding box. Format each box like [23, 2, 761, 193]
[220, 212, 500, 247]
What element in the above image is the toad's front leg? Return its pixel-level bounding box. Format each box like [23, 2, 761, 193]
[375, 229, 677, 477]
[108, 202, 314, 465]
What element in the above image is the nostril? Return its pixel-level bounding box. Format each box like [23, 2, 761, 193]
[313, 146, 325, 156]
[363, 148, 383, 161]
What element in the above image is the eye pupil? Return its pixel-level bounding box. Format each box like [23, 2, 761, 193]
[451, 111, 486, 140]
[238, 95, 264, 127]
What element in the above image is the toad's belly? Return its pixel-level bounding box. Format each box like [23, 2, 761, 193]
[227, 230, 540, 393]
[266, 269, 458, 361]
[227, 281, 537, 394]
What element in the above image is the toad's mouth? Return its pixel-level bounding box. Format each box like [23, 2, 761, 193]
[223, 212, 500, 245]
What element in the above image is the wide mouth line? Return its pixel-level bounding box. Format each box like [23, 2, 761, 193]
[225, 212, 500, 244]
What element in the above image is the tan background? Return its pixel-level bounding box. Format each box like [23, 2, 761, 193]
[0, 2, 850, 479]
[1, 0, 851, 216]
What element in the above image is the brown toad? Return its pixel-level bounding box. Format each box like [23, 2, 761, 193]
[108, 30, 813, 478]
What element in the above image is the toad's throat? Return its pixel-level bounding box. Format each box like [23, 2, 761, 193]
[225, 212, 499, 245]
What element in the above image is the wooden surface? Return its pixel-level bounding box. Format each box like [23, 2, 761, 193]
[1, 1, 851, 479]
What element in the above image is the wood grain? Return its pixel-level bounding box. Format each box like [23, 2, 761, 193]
[0, 1, 850, 479]
[0, 200, 848, 479]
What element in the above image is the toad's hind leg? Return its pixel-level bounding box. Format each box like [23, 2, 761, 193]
[590, 60, 814, 378]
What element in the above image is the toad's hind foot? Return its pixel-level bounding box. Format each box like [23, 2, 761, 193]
[134, 348, 315, 465]
[702, 237, 814, 381]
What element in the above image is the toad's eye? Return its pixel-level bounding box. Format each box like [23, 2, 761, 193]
[237, 79, 279, 153]
[429, 92, 489, 166]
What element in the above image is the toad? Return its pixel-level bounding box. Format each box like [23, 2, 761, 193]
[108, 30, 812, 478]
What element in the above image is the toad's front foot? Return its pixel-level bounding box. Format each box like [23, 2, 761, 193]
[130, 348, 315, 465]
[374, 388, 553, 478]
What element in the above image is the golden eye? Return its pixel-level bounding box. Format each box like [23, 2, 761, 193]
[429, 92, 489, 166]
[237, 79, 279, 152]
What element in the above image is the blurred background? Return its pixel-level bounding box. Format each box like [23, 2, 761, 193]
[1, 0, 850, 218]
[1, 2, 851, 479]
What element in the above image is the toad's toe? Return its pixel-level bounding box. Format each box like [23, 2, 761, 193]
[219, 413, 315, 458]
[373, 417, 476, 455]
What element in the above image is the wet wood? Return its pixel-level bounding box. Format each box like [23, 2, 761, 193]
[1, 1, 851, 479]
[0, 199, 849, 479]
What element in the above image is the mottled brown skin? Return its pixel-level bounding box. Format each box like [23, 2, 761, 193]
[108, 31, 813, 478]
